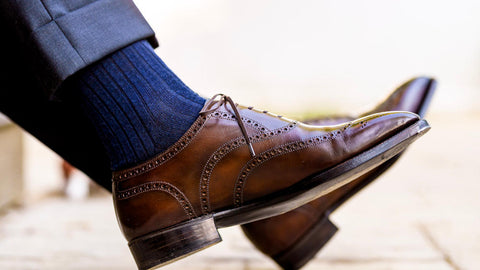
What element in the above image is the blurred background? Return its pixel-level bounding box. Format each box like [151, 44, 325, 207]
[0, 1, 478, 269]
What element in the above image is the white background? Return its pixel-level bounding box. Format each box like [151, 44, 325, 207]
[134, 0, 480, 115]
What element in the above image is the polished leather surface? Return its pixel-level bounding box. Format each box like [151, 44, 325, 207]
[241, 77, 434, 258]
[112, 95, 419, 242]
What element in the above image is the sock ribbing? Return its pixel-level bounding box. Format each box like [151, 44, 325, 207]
[76, 40, 205, 170]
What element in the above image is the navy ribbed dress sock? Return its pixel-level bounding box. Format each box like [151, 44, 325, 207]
[74, 40, 206, 170]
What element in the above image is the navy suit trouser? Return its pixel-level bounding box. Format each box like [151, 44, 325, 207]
[0, 0, 159, 191]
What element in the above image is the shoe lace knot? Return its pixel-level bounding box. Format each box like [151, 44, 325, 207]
[199, 94, 256, 157]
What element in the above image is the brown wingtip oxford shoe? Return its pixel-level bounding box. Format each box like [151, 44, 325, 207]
[241, 76, 436, 270]
[112, 93, 429, 270]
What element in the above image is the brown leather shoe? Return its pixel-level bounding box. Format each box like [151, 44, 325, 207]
[112, 93, 429, 270]
[241, 77, 436, 270]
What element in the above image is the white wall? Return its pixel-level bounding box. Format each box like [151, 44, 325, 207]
[135, 0, 480, 115]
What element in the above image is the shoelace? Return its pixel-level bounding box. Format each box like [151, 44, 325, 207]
[199, 94, 256, 157]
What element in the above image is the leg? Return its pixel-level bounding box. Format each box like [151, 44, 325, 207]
[0, 1, 430, 269]
[0, 0, 157, 190]
[0, 11, 111, 190]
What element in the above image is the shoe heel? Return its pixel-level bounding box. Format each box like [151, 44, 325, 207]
[274, 215, 338, 270]
[128, 215, 221, 270]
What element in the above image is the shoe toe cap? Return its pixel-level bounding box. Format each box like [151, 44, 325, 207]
[345, 111, 420, 150]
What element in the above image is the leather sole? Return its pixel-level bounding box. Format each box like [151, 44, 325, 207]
[128, 119, 430, 270]
[269, 79, 436, 270]
[129, 215, 221, 270]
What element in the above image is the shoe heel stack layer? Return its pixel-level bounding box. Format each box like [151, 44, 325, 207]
[128, 215, 221, 270]
[273, 216, 338, 270]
